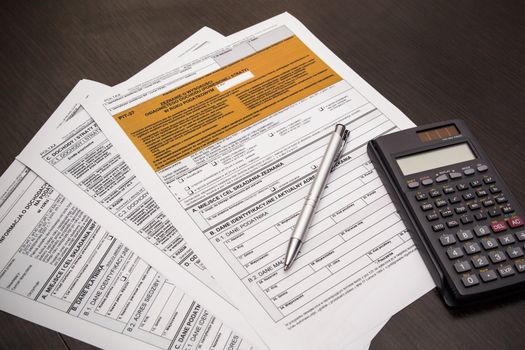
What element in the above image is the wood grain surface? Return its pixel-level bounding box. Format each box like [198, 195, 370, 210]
[1, 0, 524, 349]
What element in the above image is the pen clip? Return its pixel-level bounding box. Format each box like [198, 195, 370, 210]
[332, 129, 350, 169]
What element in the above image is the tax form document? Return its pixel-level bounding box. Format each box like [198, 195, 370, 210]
[0, 161, 255, 350]
[14, 40, 386, 350]
[15, 29, 385, 350]
[17, 30, 225, 289]
[129, 27, 221, 82]
[17, 30, 269, 349]
[89, 13, 435, 349]
[21, 80, 217, 290]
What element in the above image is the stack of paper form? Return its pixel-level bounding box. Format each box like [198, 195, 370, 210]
[0, 12, 434, 350]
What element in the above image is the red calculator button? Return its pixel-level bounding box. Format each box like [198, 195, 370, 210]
[507, 216, 524, 228]
[490, 221, 508, 233]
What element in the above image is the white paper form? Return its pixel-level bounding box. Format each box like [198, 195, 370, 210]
[15, 32, 385, 350]
[81, 13, 434, 350]
[20, 80, 220, 293]
[129, 27, 221, 82]
[17, 30, 269, 348]
[9, 97, 384, 350]
[0, 160, 255, 350]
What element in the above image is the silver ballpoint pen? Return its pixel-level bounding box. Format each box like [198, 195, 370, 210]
[284, 124, 350, 271]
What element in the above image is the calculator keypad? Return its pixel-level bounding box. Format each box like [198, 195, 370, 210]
[410, 164, 525, 296]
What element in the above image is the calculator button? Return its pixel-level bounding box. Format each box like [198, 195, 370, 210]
[477, 165, 488, 172]
[489, 186, 501, 194]
[488, 250, 506, 263]
[481, 237, 498, 250]
[447, 247, 464, 259]
[432, 223, 445, 232]
[447, 219, 459, 228]
[516, 261, 525, 273]
[498, 234, 515, 246]
[475, 189, 488, 197]
[449, 172, 462, 179]
[479, 270, 498, 282]
[456, 229, 474, 241]
[495, 196, 507, 204]
[483, 176, 495, 184]
[497, 265, 515, 278]
[460, 215, 474, 224]
[462, 192, 475, 201]
[488, 208, 501, 218]
[443, 187, 455, 194]
[464, 242, 481, 255]
[421, 178, 433, 186]
[468, 203, 481, 210]
[474, 225, 490, 237]
[516, 231, 525, 241]
[474, 212, 488, 221]
[491, 221, 508, 233]
[435, 199, 447, 208]
[507, 216, 524, 229]
[408, 181, 419, 189]
[461, 274, 479, 287]
[454, 206, 467, 214]
[454, 260, 471, 273]
[436, 174, 448, 183]
[456, 183, 468, 191]
[439, 234, 456, 246]
[440, 209, 453, 218]
[472, 255, 489, 268]
[507, 247, 523, 259]
[470, 180, 482, 188]
[501, 205, 514, 214]
[463, 168, 475, 176]
[426, 212, 439, 221]
[449, 196, 461, 204]
[415, 193, 428, 201]
[429, 189, 441, 198]
[482, 199, 495, 207]
[421, 203, 433, 211]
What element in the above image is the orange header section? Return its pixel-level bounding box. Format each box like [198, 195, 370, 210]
[114, 35, 342, 171]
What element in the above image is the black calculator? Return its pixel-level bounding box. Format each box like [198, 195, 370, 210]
[368, 119, 525, 306]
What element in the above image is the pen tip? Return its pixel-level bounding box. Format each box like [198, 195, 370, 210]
[283, 264, 289, 271]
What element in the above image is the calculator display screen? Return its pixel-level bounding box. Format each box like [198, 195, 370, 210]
[396, 143, 476, 175]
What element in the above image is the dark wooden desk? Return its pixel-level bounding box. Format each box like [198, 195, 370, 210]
[1, 1, 524, 349]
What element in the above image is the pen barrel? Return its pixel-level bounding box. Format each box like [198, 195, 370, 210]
[291, 124, 346, 240]
[291, 200, 317, 239]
